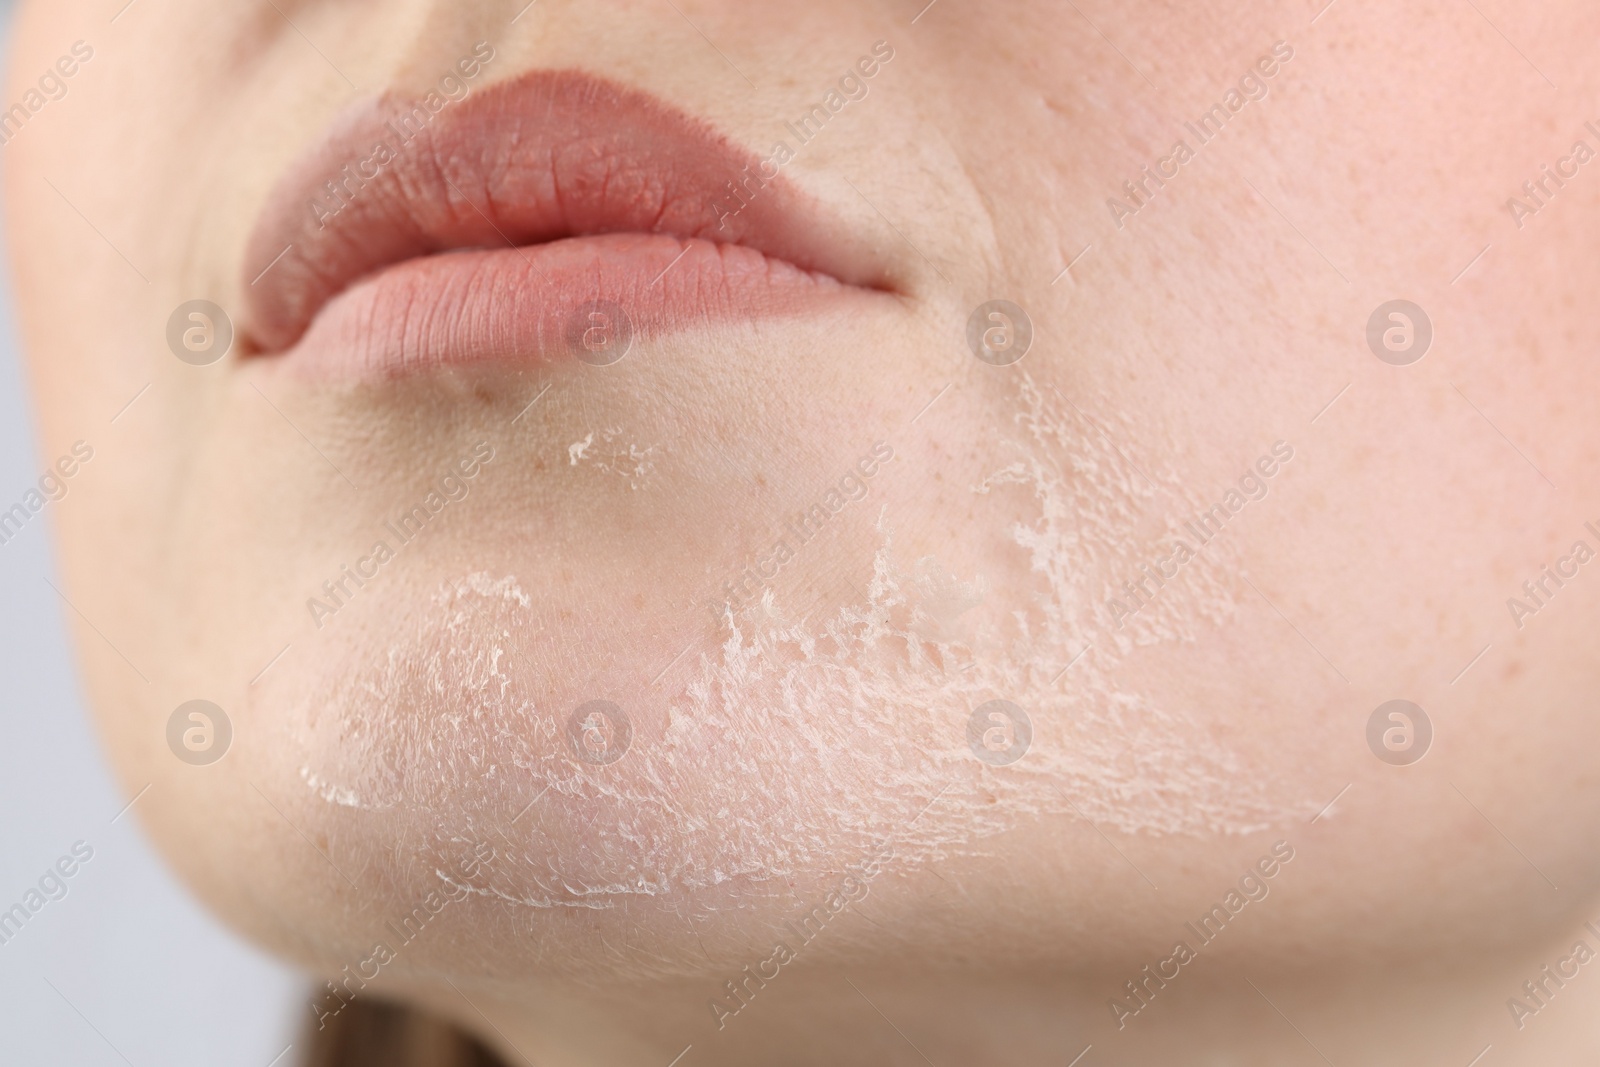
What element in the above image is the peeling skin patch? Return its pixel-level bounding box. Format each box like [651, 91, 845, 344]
[300, 767, 367, 809]
[289, 377, 1297, 959]
[566, 426, 660, 488]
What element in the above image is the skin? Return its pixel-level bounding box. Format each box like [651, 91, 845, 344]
[9, 0, 1600, 1063]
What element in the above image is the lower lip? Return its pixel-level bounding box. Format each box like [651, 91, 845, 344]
[276, 233, 874, 379]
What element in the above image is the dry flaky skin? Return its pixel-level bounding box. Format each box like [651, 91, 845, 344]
[284, 375, 1287, 975]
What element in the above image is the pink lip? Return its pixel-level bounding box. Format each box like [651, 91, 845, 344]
[242, 69, 900, 376]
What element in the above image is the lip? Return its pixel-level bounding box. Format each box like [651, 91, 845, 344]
[241, 69, 902, 376]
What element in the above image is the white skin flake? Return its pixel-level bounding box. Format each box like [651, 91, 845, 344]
[566, 427, 659, 487]
[293, 377, 1294, 925]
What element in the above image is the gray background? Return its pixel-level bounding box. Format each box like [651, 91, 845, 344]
[0, 3, 307, 1063]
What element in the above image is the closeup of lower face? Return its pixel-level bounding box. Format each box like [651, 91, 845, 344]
[10, 0, 1600, 1063]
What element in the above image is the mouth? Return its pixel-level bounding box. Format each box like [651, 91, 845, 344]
[241, 67, 904, 377]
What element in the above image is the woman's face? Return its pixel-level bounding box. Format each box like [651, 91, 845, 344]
[11, 0, 1600, 1061]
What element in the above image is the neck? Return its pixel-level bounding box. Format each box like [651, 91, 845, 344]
[414, 932, 1600, 1067]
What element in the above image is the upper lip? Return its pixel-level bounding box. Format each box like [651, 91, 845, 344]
[241, 68, 902, 355]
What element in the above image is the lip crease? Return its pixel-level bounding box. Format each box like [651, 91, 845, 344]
[241, 69, 902, 377]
